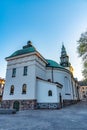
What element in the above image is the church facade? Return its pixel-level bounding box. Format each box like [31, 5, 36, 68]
[2, 41, 79, 110]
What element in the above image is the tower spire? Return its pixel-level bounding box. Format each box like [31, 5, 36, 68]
[60, 44, 74, 74]
[60, 44, 70, 67]
[61, 43, 67, 56]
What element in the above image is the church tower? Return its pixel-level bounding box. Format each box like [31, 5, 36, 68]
[60, 44, 74, 74]
[60, 44, 70, 67]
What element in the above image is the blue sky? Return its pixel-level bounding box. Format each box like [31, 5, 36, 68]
[0, 0, 87, 80]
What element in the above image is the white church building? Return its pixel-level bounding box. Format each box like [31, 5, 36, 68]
[2, 41, 79, 110]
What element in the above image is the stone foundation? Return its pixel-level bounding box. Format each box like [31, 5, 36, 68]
[37, 103, 62, 109]
[1, 100, 37, 110]
[1, 99, 79, 110]
[63, 99, 79, 107]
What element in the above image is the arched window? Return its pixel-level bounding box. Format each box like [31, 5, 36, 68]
[22, 84, 27, 94]
[48, 90, 52, 96]
[64, 76, 71, 94]
[10, 85, 14, 95]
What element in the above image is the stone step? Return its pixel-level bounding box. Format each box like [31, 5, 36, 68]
[0, 109, 16, 114]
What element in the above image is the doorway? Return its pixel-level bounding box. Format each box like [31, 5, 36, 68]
[13, 101, 20, 111]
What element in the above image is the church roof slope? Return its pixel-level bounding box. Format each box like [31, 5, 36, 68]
[6, 41, 36, 59]
[46, 59, 64, 69]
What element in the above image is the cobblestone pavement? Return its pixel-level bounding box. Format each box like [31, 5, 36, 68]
[0, 101, 87, 130]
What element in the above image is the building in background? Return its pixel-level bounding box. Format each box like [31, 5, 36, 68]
[0, 78, 5, 102]
[79, 85, 87, 100]
[1, 41, 79, 110]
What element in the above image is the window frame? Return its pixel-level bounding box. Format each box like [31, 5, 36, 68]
[12, 68, 16, 77]
[10, 85, 14, 95]
[22, 84, 27, 94]
[48, 90, 52, 96]
[23, 66, 28, 76]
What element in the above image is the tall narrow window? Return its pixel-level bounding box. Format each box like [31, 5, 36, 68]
[48, 90, 52, 96]
[23, 66, 28, 76]
[12, 68, 16, 77]
[22, 84, 27, 94]
[64, 76, 71, 94]
[10, 85, 14, 95]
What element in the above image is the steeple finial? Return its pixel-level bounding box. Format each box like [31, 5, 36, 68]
[62, 42, 64, 46]
[27, 40, 32, 45]
[23, 40, 33, 49]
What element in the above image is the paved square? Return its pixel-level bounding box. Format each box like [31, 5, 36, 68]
[0, 101, 87, 130]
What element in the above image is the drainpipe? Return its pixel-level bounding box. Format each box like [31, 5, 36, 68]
[52, 67, 54, 82]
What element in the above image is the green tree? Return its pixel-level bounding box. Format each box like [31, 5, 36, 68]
[77, 31, 87, 79]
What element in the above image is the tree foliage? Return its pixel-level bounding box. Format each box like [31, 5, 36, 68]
[77, 31, 87, 79]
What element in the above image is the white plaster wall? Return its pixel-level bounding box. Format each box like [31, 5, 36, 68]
[46, 68, 73, 100]
[35, 63, 46, 79]
[7, 55, 36, 66]
[3, 56, 36, 100]
[46, 69, 53, 81]
[36, 79, 61, 103]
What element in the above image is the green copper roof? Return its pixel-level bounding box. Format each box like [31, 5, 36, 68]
[6, 41, 36, 58]
[46, 59, 64, 69]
